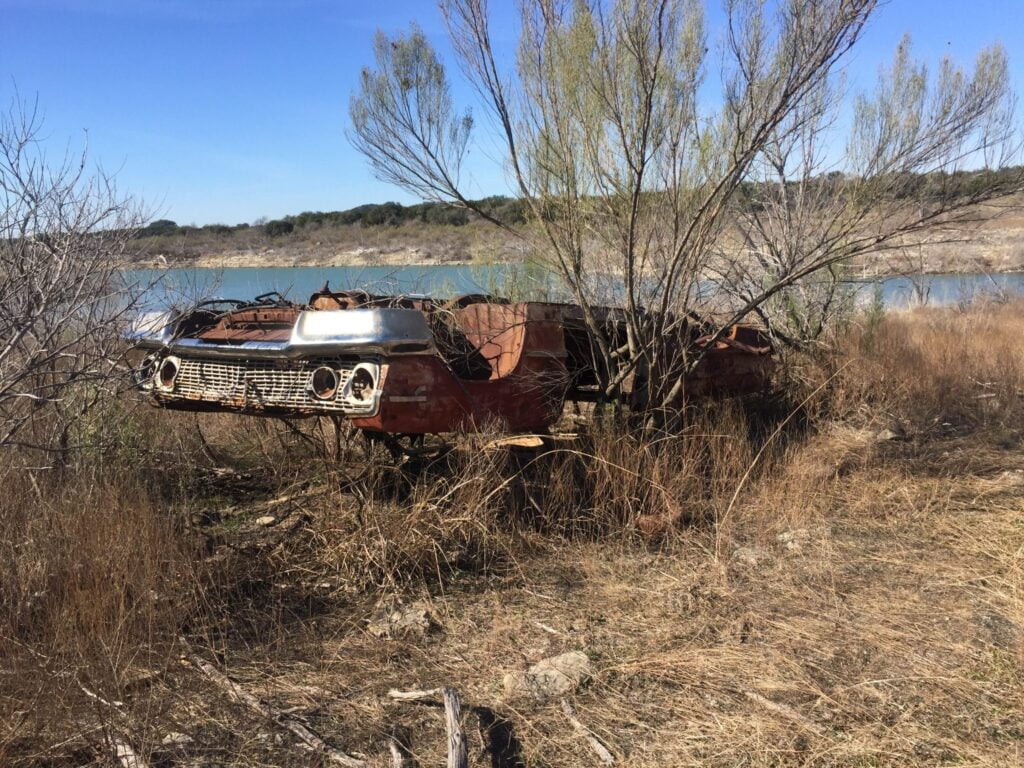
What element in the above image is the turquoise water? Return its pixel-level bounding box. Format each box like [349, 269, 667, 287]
[126, 264, 1024, 309]
[871, 272, 1024, 307]
[128, 264, 557, 306]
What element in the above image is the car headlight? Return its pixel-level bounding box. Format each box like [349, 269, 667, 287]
[134, 352, 160, 390]
[345, 362, 379, 402]
[156, 356, 181, 391]
[308, 366, 340, 400]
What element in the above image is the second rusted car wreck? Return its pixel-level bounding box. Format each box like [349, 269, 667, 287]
[127, 286, 772, 435]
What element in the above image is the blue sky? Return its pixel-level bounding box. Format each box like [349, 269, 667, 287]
[0, 0, 1020, 225]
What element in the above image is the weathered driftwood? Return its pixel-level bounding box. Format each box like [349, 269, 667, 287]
[388, 737, 405, 768]
[79, 682, 124, 710]
[387, 687, 443, 702]
[442, 687, 468, 768]
[179, 639, 366, 767]
[76, 681, 148, 768]
[386, 687, 467, 768]
[560, 699, 615, 765]
[387, 724, 414, 768]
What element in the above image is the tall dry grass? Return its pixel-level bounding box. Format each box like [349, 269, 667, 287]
[1, 297, 1022, 765]
[0, 397, 335, 762]
[806, 295, 1024, 432]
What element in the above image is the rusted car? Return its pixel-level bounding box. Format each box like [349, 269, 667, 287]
[127, 286, 772, 435]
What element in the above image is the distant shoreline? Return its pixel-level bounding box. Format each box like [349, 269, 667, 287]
[129, 247, 477, 270]
[125, 256, 1024, 282]
[126, 248, 1024, 279]
[125, 207, 1024, 276]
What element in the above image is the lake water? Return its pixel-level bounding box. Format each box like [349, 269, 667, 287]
[127, 264, 1024, 309]
[130, 264, 546, 305]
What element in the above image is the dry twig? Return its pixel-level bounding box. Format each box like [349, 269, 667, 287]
[560, 699, 615, 765]
[107, 737, 150, 768]
[179, 638, 366, 767]
[743, 690, 827, 736]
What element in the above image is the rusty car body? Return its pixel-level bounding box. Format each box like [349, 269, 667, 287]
[127, 287, 772, 435]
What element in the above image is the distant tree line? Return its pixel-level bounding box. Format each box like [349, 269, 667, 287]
[135, 164, 1022, 242]
[134, 195, 528, 239]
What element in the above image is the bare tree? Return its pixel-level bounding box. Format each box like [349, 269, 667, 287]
[349, 0, 1022, 425]
[0, 99, 148, 459]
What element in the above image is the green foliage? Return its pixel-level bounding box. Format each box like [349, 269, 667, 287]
[125, 164, 1023, 246]
[422, 204, 469, 226]
[263, 219, 295, 237]
[475, 196, 527, 224]
[349, 24, 472, 202]
[361, 201, 404, 226]
[254, 198, 520, 231]
[68, 390, 149, 468]
[137, 219, 179, 237]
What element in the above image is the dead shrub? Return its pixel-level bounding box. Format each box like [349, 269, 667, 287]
[309, 404, 766, 590]
[0, 465, 201, 759]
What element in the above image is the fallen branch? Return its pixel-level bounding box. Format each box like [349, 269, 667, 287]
[179, 638, 366, 767]
[535, 621, 568, 638]
[442, 687, 468, 768]
[388, 736, 406, 768]
[387, 687, 443, 703]
[76, 681, 147, 768]
[387, 687, 467, 767]
[560, 699, 615, 765]
[743, 690, 826, 736]
[79, 682, 123, 710]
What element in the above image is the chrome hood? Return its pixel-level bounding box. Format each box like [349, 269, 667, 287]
[129, 307, 436, 359]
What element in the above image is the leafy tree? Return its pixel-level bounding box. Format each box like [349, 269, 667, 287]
[138, 219, 178, 237]
[263, 219, 294, 237]
[423, 204, 469, 226]
[361, 201, 405, 226]
[349, 0, 1022, 426]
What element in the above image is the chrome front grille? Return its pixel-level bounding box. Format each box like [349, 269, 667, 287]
[169, 357, 367, 413]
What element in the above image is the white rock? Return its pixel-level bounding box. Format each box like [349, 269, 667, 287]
[503, 650, 591, 699]
[255, 515, 277, 527]
[732, 546, 771, 567]
[875, 427, 903, 442]
[366, 601, 439, 638]
[776, 528, 812, 552]
[776, 526, 831, 553]
[998, 469, 1024, 486]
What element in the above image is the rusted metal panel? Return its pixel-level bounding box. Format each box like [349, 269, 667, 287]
[128, 287, 773, 434]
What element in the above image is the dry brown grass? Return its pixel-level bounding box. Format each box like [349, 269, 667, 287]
[2, 299, 1023, 766]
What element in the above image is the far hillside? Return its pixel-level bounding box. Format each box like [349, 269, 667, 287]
[131, 197, 528, 269]
[130, 177, 1024, 275]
